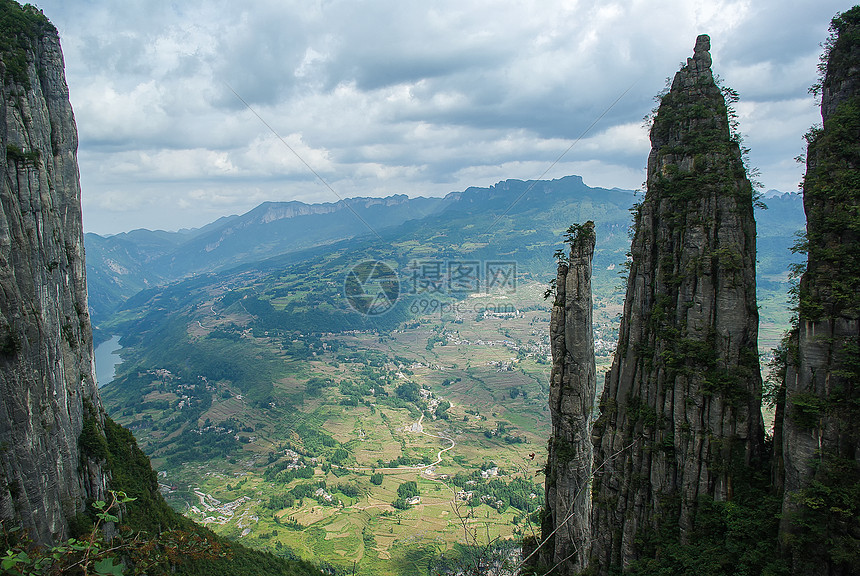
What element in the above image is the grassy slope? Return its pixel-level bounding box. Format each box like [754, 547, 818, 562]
[103, 415, 323, 575]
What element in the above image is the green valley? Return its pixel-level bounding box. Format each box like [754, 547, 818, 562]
[92, 177, 804, 574]
[101, 286, 557, 575]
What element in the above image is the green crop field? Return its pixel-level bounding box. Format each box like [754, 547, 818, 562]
[102, 269, 792, 575]
[103, 283, 562, 575]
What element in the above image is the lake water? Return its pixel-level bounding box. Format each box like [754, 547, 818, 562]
[94, 335, 122, 388]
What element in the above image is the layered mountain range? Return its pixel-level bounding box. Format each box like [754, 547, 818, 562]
[84, 179, 805, 342]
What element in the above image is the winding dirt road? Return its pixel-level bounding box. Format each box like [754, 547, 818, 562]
[344, 413, 455, 473]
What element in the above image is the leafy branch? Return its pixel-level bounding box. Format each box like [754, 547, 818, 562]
[1, 490, 135, 575]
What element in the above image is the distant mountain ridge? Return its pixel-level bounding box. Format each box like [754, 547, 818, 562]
[85, 193, 455, 325]
[85, 176, 804, 340]
[84, 177, 606, 324]
[159, 194, 451, 274]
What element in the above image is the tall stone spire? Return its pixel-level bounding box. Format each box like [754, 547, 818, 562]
[589, 34, 764, 572]
[541, 221, 596, 574]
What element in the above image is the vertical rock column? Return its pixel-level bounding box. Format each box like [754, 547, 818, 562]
[779, 7, 860, 576]
[589, 35, 764, 573]
[541, 221, 596, 574]
[0, 4, 107, 544]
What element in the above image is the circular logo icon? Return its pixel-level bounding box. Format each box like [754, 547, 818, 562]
[344, 260, 399, 316]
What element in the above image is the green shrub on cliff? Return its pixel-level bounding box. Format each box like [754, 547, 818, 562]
[0, 1, 55, 89]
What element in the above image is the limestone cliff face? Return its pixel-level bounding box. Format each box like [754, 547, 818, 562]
[589, 35, 764, 571]
[541, 222, 596, 574]
[0, 3, 107, 543]
[779, 8, 860, 575]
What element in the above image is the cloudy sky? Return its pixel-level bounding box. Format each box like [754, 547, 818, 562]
[36, 0, 849, 234]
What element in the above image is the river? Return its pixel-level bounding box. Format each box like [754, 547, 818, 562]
[94, 335, 122, 388]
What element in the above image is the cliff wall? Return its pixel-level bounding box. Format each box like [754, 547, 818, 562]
[0, 2, 107, 544]
[779, 7, 860, 575]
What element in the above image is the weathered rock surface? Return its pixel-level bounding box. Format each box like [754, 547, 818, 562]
[779, 7, 860, 575]
[589, 35, 764, 572]
[0, 3, 107, 543]
[541, 222, 596, 574]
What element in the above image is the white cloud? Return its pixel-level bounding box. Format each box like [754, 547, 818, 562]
[35, 0, 848, 234]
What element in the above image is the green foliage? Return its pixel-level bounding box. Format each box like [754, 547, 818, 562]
[435, 399, 451, 419]
[295, 423, 339, 457]
[783, 454, 860, 575]
[391, 481, 419, 510]
[763, 336, 791, 409]
[78, 415, 110, 462]
[787, 392, 826, 430]
[395, 381, 420, 402]
[562, 221, 595, 248]
[335, 482, 360, 499]
[304, 377, 330, 397]
[5, 144, 40, 166]
[103, 415, 185, 534]
[370, 472, 383, 486]
[626, 473, 786, 576]
[810, 6, 860, 99]
[650, 75, 731, 155]
[329, 447, 349, 465]
[263, 462, 314, 484]
[1, 490, 136, 576]
[545, 221, 595, 298]
[100, 416, 323, 575]
[0, 0, 55, 89]
[796, 95, 860, 320]
[397, 481, 419, 499]
[161, 425, 240, 468]
[265, 492, 295, 510]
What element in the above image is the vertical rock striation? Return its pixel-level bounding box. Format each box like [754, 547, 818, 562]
[0, 2, 107, 544]
[541, 222, 596, 574]
[589, 35, 764, 572]
[779, 7, 860, 575]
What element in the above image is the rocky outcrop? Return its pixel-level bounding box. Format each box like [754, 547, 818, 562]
[589, 35, 764, 572]
[0, 2, 107, 544]
[779, 7, 860, 575]
[541, 222, 596, 574]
